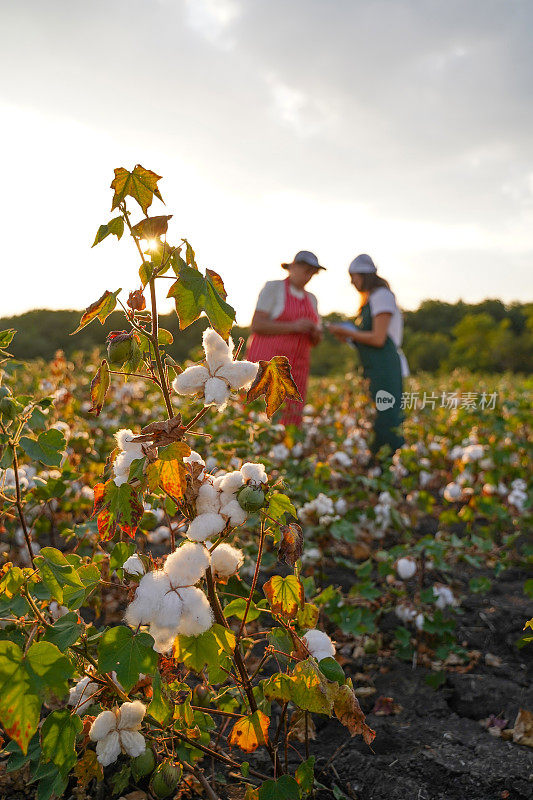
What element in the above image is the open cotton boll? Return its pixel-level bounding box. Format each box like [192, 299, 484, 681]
[123, 554, 145, 576]
[117, 700, 146, 730]
[164, 542, 210, 586]
[196, 482, 221, 514]
[219, 471, 245, 493]
[177, 587, 214, 636]
[152, 590, 184, 631]
[303, 629, 336, 660]
[120, 730, 147, 758]
[433, 584, 455, 609]
[185, 451, 205, 467]
[240, 462, 267, 485]
[220, 499, 248, 527]
[173, 365, 210, 396]
[210, 543, 244, 578]
[396, 557, 417, 581]
[203, 328, 233, 371]
[69, 677, 99, 714]
[395, 603, 417, 623]
[90, 710, 117, 742]
[217, 360, 259, 389]
[125, 570, 171, 625]
[187, 512, 226, 542]
[203, 377, 230, 408]
[444, 482, 462, 502]
[96, 730, 121, 767]
[114, 429, 137, 451]
[151, 631, 176, 654]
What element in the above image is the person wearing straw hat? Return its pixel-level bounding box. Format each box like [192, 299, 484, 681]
[328, 254, 408, 455]
[247, 251, 324, 426]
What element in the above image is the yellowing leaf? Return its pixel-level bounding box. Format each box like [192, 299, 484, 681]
[146, 442, 190, 501]
[131, 214, 173, 239]
[92, 216, 124, 247]
[333, 683, 376, 745]
[523, 618, 533, 632]
[290, 659, 337, 715]
[110, 164, 164, 215]
[263, 575, 304, 619]
[71, 289, 121, 335]
[228, 710, 269, 753]
[246, 356, 302, 418]
[89, 359, 110, 416]
[74, 750, 103, 787]
[167, 266, 236, 340]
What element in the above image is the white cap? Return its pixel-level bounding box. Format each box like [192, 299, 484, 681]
[282, 251, 325, 271]
[349, 254, 377, 274]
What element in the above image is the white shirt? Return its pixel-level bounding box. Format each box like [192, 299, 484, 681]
[255, 280, 319, 321]
[369, 287, 410, 377]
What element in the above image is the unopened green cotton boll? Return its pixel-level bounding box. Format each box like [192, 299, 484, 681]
[150, 762, 182, 798]
[131, 747, 156, 780]
[107, 331, 135, 365]
[237, 485, 265, 513]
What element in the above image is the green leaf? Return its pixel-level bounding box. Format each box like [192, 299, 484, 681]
[109, 542, 136, 572]
[63, 563, 100, 609]
[41, 709, 82, 777]
[318, 657, 345, 685]
[89, 359, 110, 416]
[20, 429, 66, 467]
[70, 289, 121, 335]
[224, 597, 262, 622]
[43, 613, 83, 651]
[295, 756, 315, 797]
[111, 164, 163, 215]
[425, 671, 447, 690]
[167, 266, 236, 339]
[0, 328, 16, 357]
[0, 641, 73, 754]
[34, 547, 84, 604]
[109, 763, 131, 796]
[267, 493, 297, 521]
[258, 775, 300, 800]
[92, 216, 124, 247]
[148, 670, 172, 725]
[98, 626, 158, 691]
[173, 629, 220, 673]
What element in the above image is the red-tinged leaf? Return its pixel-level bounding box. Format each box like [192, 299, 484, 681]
[246, 356, 302, 417]
[92, 482, 106, 511]
[92, 480, 144, 541]
[74, 750, 103, 787]
[228, 710, 269, 753]
[110, 165, 164, 215]
[277, 523, 304, 567]
[263, 575, 304, 619]
[145, 442, 190, 502]
[131, 215, 173, 239]
[71, 289, 121, 335]
[127, 289, 146, 311]
[97, 508, 116, 542]
[206, 268, 227, 299]
[89, 359, 110, 416]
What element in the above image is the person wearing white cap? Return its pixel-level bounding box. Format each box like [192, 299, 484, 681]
[247, 251, 324, 426]
[328, 254, 408, 455]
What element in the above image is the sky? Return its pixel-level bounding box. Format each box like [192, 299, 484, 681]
[1, 0, 533, 326]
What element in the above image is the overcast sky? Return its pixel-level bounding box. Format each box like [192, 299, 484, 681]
[2, 0, 532, 325]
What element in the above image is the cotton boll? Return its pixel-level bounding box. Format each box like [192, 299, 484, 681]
[123, 554, 145, 576]
[210, 543, 244, 579]
[220, 499, 248, 527]
[433, 585, 455, 610]
[127, 570, 171, 624]
[164, 542, 211, 586]
[203, 328, 233, 371]
[217, 360, 258, 389]
[203, 377, 230, 408]
[152, 591, 184, 631]
[120, 730, 146, 758]
[415, 613, 425, 631]
[240, 462, 267, 485]
[177, 587, 214, 636]
[69, 677, 99, 714]
[117, 700, 146, 730]
[303, 629, 335, 660]
[187, 513, 226, 542]
[396, 557, 417, 581]
[219, 471, 245, 494]
[114, 429, 136, 451]
[146, 525, 171, 545]
[196, 482, 221, 514]
[444, 482, 462, 502]
[173, 365, 210, 396]
[395, 603, 417, 623]
[335, 498, 348, 515]
[151, 632, 176, 654]
[90, 710, 117, 741]
[185, 451, 205, 467]
[96, 731, 122, 767]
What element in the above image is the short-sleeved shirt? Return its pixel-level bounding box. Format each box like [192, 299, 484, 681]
[255, 280, 319, 321]
[368, 287, 410, 377]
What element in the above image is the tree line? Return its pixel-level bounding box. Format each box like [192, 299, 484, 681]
[2, 299, 532, 375]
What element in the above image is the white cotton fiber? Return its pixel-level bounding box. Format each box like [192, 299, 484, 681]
[90, 710, 117, 741]
[303, 629, 336, 660]
[173, 365, 210, 395]
[164, 541, 211, 586]
[123, 554, 145, 576]
[240, 462, 267, 485]
[152, 590, 184, 631]
[186, 512, 226, 542]
[185, 451, 205, 466]
[96, 730, 121, 767]
[117, 700, 146, 730]
[114, 429, 136, 450]
[177, 587, 214, 636]
[150, 631, 176, 654]
[196, 482, 221, 514]
[396, 557, 417, 581]
[120, 729, 146, 758]
[69, 677, 99, 714]
[217, 360, 258, 389]
[203, 377, 230, 408]
[125, 570, 171, 626]
[210, 543, 244, 579]
[203, 328, 233, 371]
[219, 471, 244, 493]
[220, 499, 248, 527]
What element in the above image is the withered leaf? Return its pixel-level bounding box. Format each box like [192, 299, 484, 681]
[288, 708, 316, 743]
[228, 710, 269, 753]
[131, 215, 173, 240]
[277, 522, 304, 567]
[89, 359, 110, 417]
[71, 289, 121, 335]
[131, 415, 186, 446]
[246, 356, 302, 417]
[333, 684, 376, 745]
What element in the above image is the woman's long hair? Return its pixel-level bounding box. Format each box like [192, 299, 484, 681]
[357, 273, 391, 312]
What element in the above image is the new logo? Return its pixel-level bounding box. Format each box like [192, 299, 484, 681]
[375, 390, 396, 411]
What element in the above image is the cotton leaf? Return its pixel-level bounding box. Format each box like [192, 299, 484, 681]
[131, 214, 173, 240]
[110, 164, 164, 215]
[333, 683, 376, 744]
[89, 359, 110, 416]
[228, 710, 269, 753]
[246, 356, 302, 417]
[167, 266, 236, 340]
[263, 575, 304, 619]
[92, 216, 124, 247]
[277, 523, 304, 567]
[71, 289, 121, 335]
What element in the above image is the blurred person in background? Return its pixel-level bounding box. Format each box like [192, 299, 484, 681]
[247, 251, 324, 426]
[328, 254, 408, 455]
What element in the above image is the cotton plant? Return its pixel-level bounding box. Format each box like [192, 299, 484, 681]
[89, 700, 147, 766]
[173, 328, 258, 410]
[302, 629, 336, 661]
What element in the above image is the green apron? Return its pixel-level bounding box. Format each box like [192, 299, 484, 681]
[355, 302, 405, 454]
